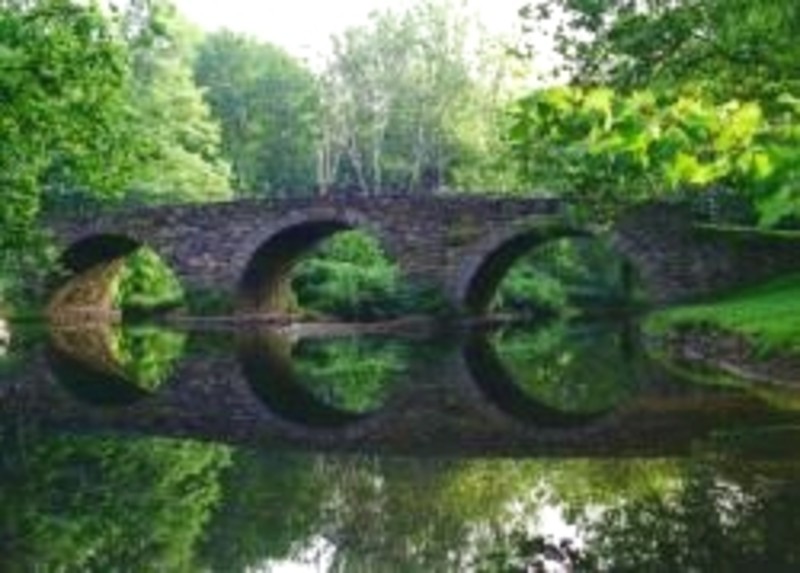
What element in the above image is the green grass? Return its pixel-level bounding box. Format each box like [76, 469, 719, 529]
[646, 273, 800, 354]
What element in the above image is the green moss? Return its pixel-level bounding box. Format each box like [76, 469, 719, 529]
[646, 273, 800, 354]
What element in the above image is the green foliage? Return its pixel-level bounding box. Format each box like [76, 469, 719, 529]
[114, 247, 184, 312]
[0, 0, 232, 308]
[509, 87, 800, 223]
[585, 460, 800, 571]
[523, 0, 800, 104]
[293, 337, 408, 413]
[111, 325, 187, 391]
[496, 238, 636, 315]
[497, 264, 569, 315]
[0, 431, 230, 573]
[0, 0, 141, 252]
[473, 456, 800, 571]
[492, 321, 637, 413]
[292, 231, 444, 320]
[320, 0, 519, 194]
[199, 452, 325, 570]
[194, 31, 318, 194]
[510, 0, 800, 225]
[123, 0, 232, 202]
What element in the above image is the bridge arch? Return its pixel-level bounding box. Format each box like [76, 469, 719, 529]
[237, 208, 393, 314]
[453, 225, 599, 315]
[48, 233, 183, 320]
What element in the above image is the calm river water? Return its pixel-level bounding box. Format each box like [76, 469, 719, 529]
[1, 318, 800, 571]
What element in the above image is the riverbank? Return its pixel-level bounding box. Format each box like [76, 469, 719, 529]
[645, 274, 800, 384]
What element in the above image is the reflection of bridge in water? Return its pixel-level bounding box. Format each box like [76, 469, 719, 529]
[3, 323, 798, 458]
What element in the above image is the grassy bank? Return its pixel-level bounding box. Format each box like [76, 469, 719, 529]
[646, 274, 800, 355]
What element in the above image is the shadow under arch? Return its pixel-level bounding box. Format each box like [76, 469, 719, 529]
[46, 324, 185, 407]
[238, 209, 388, 314]
[48, 233, 182, 319]
[456, 226, 611, 315]
[238, 330, 372, 428]
[463, 320, 642, 428]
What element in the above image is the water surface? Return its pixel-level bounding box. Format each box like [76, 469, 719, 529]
[2, 318, 800, 571]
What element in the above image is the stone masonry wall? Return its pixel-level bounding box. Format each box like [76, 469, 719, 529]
[47, 197, 800, 313]
[612, 203, 800, 303]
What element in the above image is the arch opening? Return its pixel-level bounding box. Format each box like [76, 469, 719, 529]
[49, 235, 184, 321]
[462, 230, 641, 317]
[239, 221, 418, 320]
[239, 220, 352, 315]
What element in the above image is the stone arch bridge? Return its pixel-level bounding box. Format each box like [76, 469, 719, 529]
[46, 195, 800, 317]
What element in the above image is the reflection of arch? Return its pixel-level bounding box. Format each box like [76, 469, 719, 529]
[48, 234, 180, 320]
[238, 330, 371, 428]
[463, 332, 620, 428]
[47, 325, 152, 406]
[455, 226, 594, 315]
[237, 209, 387, 314]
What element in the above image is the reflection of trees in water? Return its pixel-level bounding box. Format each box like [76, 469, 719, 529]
[585, 460, 800, 571]
[201, 454, 716, 572]
[201, 452, 548, 572]
[491, 322, 637, 414]
[48, 324, 186, 405]
[473, 441, 800, 571]
[6, 425, 800, 572]
[241, 332, 415, 426]
[199, 452, 325, 573]
[292, 337, 409, 414]
[112, 326, 186, 390]
[0, 431, 230, 573]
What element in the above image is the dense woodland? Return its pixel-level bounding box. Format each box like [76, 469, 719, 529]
[1, 0, 798, 317]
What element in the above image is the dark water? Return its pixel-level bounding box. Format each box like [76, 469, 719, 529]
[2, 318, 800, 572]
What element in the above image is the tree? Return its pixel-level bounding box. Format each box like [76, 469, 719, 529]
[507, 85, 800, 225]
[0, 1, 233, 308]
[521, 0, 800, 105]
[122, 0, 231, 203]
[506, 1, 800, 225]
[0, 0, 142, 252]
[194, 31, 319, 195]
[320, 0, 513, 194]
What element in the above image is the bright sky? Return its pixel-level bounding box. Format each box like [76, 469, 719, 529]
[171, 0, 531, 62]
